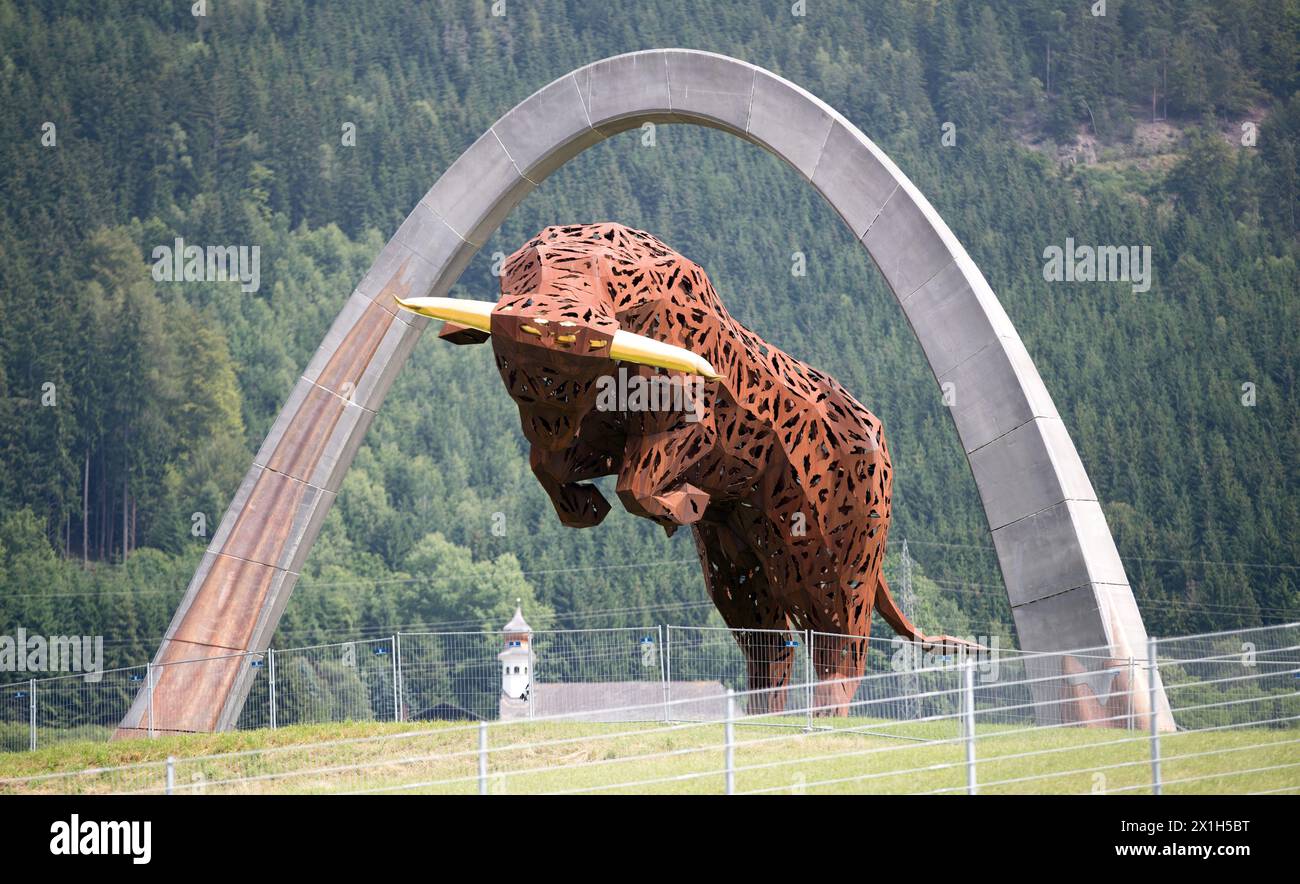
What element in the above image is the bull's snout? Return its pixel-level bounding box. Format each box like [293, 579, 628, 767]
[519, 405, 584, 451]
[491, 309, 616, 358]
[489, 312, 610, 452]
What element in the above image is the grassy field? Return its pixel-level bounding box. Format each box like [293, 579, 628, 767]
[1, 714, 1297, 795]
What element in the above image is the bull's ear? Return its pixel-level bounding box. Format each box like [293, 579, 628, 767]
[438, 321, 491, 345]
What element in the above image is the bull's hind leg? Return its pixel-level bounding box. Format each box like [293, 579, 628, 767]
[807, 575, 877, 717]
[811, 630, 869, 717]
[692, 522, 796, 715]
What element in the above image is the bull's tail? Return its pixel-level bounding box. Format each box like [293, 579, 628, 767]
[875, 572, 984, 654]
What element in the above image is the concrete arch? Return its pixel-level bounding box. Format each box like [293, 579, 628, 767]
[121, 50, 1162, 735]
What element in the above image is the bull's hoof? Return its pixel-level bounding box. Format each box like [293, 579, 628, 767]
[556, 484, 611, 528]
[651, 483, 711, 524]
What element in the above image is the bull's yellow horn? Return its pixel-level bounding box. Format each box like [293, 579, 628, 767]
[393, 296, 494, 332]
[393, 296, 721, 380]
[611, 330, 722, 380]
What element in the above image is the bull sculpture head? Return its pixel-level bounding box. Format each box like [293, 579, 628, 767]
[395, 293, 720, 451]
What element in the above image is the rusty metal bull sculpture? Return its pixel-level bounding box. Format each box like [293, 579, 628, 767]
[398, 223, 966, 714]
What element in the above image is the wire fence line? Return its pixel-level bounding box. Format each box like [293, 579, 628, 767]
[3, 620, 1296, 747]
[1, 622, 927, 749]
[1, 620, 1297, 798]
[0, 628, 1295, 796]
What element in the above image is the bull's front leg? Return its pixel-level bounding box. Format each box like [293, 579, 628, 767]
[530, 440, 618, 529]
[615, 420, 714, 534]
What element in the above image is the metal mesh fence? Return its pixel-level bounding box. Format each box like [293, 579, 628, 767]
[267, 639, 398, 727]
[132, 652, 259, 735]
[4, 629, 1297, 796]
[809, 633, 1157, 733]
[398, 627, 666, 723]
[114, 643, 397, 737]
[397, 631, 513, 723]
[34, 666, 149, 745]
[4, 621, 1299, 754]
[527, 627, 666, 722]
[811, 636, 964, 730]
[0, 681, 32, 752]
[1154, 623, 1300, 731]
[1, 623, 1298, 795]
[237, 655, 272, 730]
[665, 626, 812, 721]
[1005, 646, 1152, 730]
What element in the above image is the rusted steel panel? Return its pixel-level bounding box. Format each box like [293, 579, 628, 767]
[315, 296, 398, 396]
[115, 292, 407, 736]
[265, 386, 350, 482]
[115, 639, 250, 736]
[219, 471, 313, 569]
[170, 554, 280, 650]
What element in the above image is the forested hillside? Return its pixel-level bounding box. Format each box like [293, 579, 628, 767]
[1, 0, 1296, 666]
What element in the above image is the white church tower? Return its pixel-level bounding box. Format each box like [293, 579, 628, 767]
[499, 603, 532, 701]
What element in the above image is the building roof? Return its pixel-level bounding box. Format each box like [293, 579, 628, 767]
[499, 680, 727, 722]
[502, 604, 531, 635]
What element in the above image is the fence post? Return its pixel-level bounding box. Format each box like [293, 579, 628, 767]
[657, 625, 669, 724]
[1148, 637, 1161, 795]
[964, 661, 977, 795]
[805, 629, 814, 731]
[28, 678, 36, 752]
[664, 626, 674, 723]
[478, 721, 489, 795]
[390, 635, 399, 723]
[147, 663, 155, 739]
[1127, 656, 1135, 730]
[394, 633, 404, 723]
[165, 756, 175, 795]
[527, 640, 535, 721]
[724, 688, 735, 795]
[268, 648, 277, 730]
